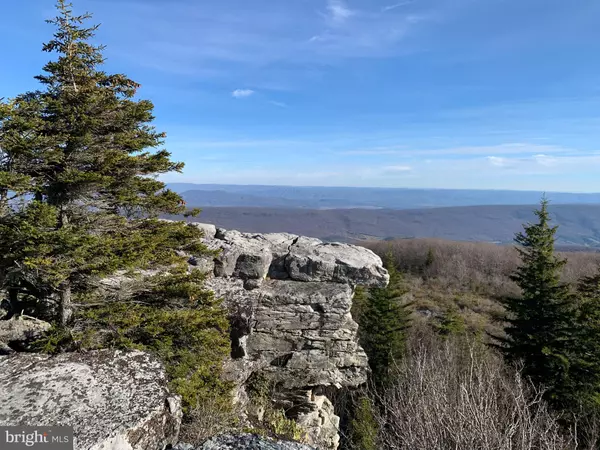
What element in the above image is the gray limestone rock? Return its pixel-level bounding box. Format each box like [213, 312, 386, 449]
[206, 276, 369, 449]
[190, 222, 217, 239]
[213, 230, 273, 280]
[199, 433, 316, 450]
[0, 315, 51, 347]
[206, 278, 368, 391]
[295, 393, 340, 450]
[0, 350, 181, 450]
[285, 238, 389, 287]
[203, 227, 388, 287]
[92, 224, 389, 449]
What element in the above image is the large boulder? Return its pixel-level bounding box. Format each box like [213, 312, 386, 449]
[284, 237, 389, 286]
[0, 350, 182, 450]
[207, 278, 368, 391]
[0, 315, 51, 352]
[206, 277, 368, 449]
[213, 230, 273, 281]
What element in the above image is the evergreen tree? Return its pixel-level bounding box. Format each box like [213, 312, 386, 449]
[500, 199, 577, 406]
[348, 395, 378, 450]
[357, 256, 411, 388]
[570, 271, 600, 408]
[0, 1, 206, 325]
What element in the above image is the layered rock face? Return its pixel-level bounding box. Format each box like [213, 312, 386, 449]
[0, 350, 182, 450]
[194, 225, 388, 449]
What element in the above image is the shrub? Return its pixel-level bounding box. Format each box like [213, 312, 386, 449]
[34, 269, 234, 433]
[347, 395, 378, 450]
[245, 372, 308, 443]
[371, 327, 573, 450]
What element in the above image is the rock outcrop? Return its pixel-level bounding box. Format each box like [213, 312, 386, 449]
[0, 224, 386, 450]
[193, 225, 388, 449]
[177, 433, 316, 449]
[0, 349, 182, 450]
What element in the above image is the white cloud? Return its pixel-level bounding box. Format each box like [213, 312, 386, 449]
[232, 89, 255, 98]
[340, 143, 571, 157]
[269, 100, 288, 108]
[107, 0, 434, 78]
[383, 165, 412, 172]
[163, 151, 600, 191]
[326, 0, 355, 24]
[532, 153, 558, 167]
[486, 156, 511, 167]
[341, 146, 405, 155]
[382, 2, 412, 13]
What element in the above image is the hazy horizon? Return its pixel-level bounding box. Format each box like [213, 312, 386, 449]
[167, 182, 600, 196]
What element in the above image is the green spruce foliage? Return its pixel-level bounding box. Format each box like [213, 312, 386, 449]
[344, 258, 410, 449]
[500, 199, 578, 407]
[348, 395, 378, 450]
[0, 0, 232, 424]
[0, 0, 202, 324]
[571, 272, 600, 409]
[355, 256, 411, 389]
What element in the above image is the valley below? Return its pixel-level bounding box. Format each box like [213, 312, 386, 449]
[171, 204, 600, 249]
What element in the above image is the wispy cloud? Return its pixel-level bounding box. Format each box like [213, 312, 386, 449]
[232, 89, 255, 98]
[269, 100, 288, 108]
[532, 154, 558, 167]
[484, 153, 600, 174]
[326, 0, 355, 24]
[341, 146, 405, 155]
[162, 147, 600, 191]
[339, 143, 572, 157]
[103, 0, 434, 78]
[486, 156, 511, 168]
[381, 1, 412, 13]
[383, 165, 412, 172]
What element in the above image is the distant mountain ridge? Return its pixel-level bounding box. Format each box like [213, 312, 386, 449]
[167, 183, 600, 210]
[167, 204, 600, 248]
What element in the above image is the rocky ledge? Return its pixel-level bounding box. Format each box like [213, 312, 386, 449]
[0, 350, 181, 450]
[191, 225, 388, 449]
[0, 225, 387, 450]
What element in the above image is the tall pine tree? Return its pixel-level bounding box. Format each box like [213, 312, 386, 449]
[0, 1, 207, 325]
[500, 198, 577, 406]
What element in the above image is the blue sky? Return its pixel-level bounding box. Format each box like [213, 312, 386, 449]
[1, 0, 600, 191]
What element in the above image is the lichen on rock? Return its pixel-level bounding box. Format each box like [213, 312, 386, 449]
[0, 349, 181, 450]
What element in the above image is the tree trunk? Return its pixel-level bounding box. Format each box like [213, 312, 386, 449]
[58, 280, 72, 326]
[7, 287, 20, 319]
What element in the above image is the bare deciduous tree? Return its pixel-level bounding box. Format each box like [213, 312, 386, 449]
[363, 238, 600, 298]
[370, 329, 574, 450]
